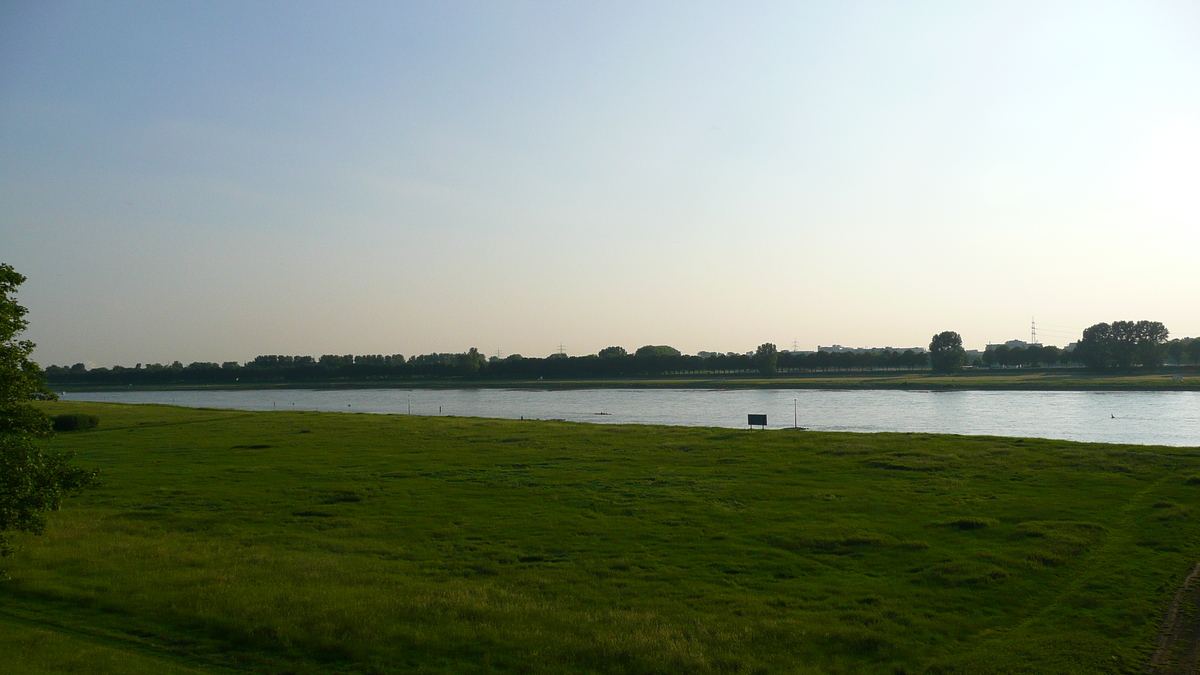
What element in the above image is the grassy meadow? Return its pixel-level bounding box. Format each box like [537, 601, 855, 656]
[3, 401, 1200, 674]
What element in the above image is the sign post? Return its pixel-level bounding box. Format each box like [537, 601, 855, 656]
[747, 414, 767, 429]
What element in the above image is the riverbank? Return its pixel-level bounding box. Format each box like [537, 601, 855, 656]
[59, 387, 1200, 446]
[4, 401, 1199, 673]
[48, 367, 1200, 392]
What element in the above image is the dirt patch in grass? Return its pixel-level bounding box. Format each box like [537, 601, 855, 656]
[1146, 562, 1200, 674]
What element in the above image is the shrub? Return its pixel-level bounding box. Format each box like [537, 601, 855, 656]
[51, 414, 99, 432]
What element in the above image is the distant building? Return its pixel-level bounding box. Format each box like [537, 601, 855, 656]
[817, 344, 925, 354]
[986, 339, 1043, 350]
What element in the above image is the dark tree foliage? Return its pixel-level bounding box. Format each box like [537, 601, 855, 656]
[1075, 321, 1169, 371]
[982, 345, 1063, 369]
[1167, 340, 1186, 366]
[634, 345, 681, 358]
[598, 346, 627, 358]
[1128, 321, 1169, 368]
[1188, 340, 1200, 366]
[0, 271, 55, 437]
[457, 348, 486, 377]
[47, 346, 946, 386]
[1074, 323, 1114, 370]
[0, 263, 98, 557]
[0, 435, 98, 557]
[1038, 345, 1062, 367]
[929, 331, 967, 374]
[754, 343, 778, 375]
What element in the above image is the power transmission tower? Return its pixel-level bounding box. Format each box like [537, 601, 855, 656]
[1031, 317, 1038, 345]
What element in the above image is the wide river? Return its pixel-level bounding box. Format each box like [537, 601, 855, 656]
[62, 388, 1200, 447]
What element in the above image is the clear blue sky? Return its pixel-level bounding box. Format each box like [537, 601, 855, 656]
[3, 1, 1198, 366]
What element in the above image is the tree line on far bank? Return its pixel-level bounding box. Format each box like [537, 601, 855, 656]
[950, 321, 1188, 373]
[927, 322, 1188, 374]
[44, 323, 1196, 386]
[45, 346, 929, 385]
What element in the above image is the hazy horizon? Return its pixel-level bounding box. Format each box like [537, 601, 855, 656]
[4, 1, 1198, 368]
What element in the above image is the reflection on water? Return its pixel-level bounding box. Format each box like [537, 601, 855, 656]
[63, 388, 1200, 447]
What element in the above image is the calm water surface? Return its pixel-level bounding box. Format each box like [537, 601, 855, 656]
[62, 388, 1200, 447]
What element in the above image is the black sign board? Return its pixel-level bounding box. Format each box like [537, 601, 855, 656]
[747, 414, 767, 428]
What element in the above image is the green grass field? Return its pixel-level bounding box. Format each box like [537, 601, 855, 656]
[3, 401, 1200, 674]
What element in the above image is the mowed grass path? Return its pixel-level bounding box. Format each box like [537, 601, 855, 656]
[3, 401, 1200, 674]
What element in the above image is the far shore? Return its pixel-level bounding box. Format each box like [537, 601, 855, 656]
[49, 368, 1200, 392]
